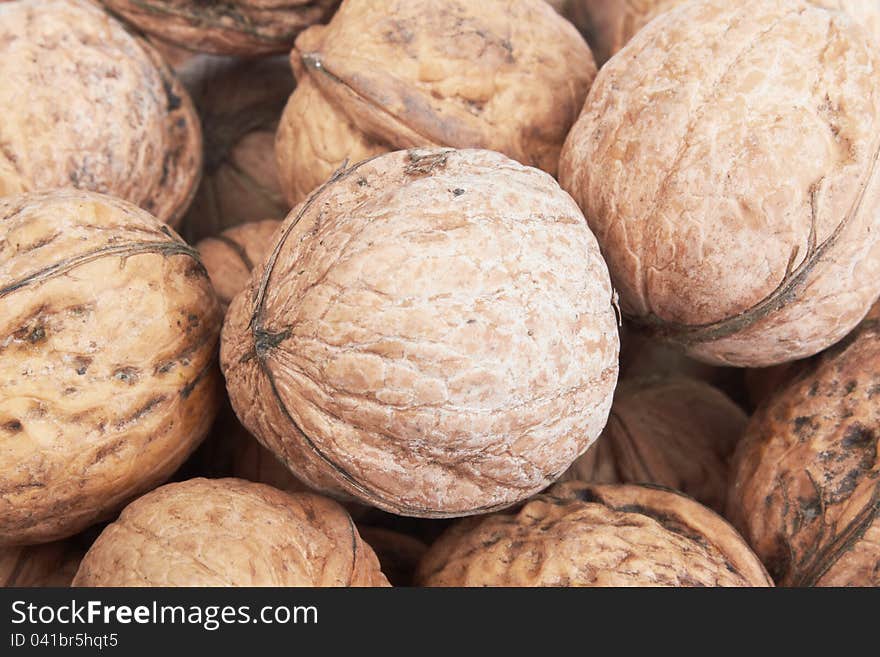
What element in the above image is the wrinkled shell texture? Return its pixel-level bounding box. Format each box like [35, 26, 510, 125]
[222, 148, 619, 518]
[197, 219, 281, 308]
[1, 541, 83, 587]
[0, 190, 222, 546]
[417, 483, 772, 586]
[180, 56, 293, 243]
[0, 0, 202, 227]
[72, 478, 389, 586]
[560, 377, 746, 513]
[101, 0, 340, 56]
[559, 0, 880, 367]
[275, 0, 596, 206]
[728, 309, 880, 586]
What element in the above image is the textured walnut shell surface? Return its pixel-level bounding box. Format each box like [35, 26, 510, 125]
[221, 148, 619, 518]
[72, 478, 389, 586]
[179, 56, 293, 243]
[357, 526, 428, 587]
[728, 308, 880, 586]
[100, 0, 340, 56]
[560, 377, 746, 513]
[1, 540, 85, 587]
[275, 0, 596, 206]
[559, 0, 880, 367]
[0, 0, 202, 228]
[0, 190, 222, 546]
[197, 219, 281, 308]
[417, 482, 772, 586]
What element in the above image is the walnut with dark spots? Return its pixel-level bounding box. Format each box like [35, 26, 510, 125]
[417, 482, 772, 586]
[0, 190, 222, 547]
[728, 304, 880, 586]
[73, 478, 389, 586]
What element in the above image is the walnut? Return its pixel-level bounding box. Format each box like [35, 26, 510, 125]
[0, 0, 202, 227]
[560, 377, 746, 513]
[1, 540, 85, 587]
[221, 148, 619, 517]
[417, 482, 772, 586]
[728, 305, 880, 586]
[100, 0, 340, 56]
[179, 56, 293, 243]
[560, 0, 880, 367]
[72, 478, 389, 586]
[356, 527, 428, 587]
[0, 190, 222, 546]
[197, 219, 281, 308]
[275, 0, 596, 206]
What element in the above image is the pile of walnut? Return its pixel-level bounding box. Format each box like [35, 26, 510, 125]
[0, 0, 878, 588]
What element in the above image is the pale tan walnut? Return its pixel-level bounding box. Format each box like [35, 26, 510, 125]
[1, 541, 85, 587]
[417, 482, 772, 586]
[0, 0, 202, 228]
[560, 377, 746, 513]
[221, 148, 620, 518]
[179, 56, 293, 243]
[0, 190, 222, 547]
[560, 0, 880, 368]
[728, 306, 880, 586]
[100, 0, 340, 56]
[275, 0, 596, 206]
[197, 220, 281, 309]
[357, 526, 428, 587]
[72, 478, 389, 586]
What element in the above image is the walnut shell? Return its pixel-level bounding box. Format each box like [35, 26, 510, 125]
[275, 0, 596, 206]
[728, 307, 880, 586]
[560, 377, 746, 513]
[197, 219, 281, 308]
[559, 0, 880, 367]
[357, 526, 428, 587]
[417, 482, 772, 586]
[100, 0, 340, 56]
[221, 148, 619, 517]
[1, 540, 85, 587]
[0, 0, 202, 228]
[72, 478, 389, 586]
[0, 190, 222, 546]
[179, 56, 293, 243]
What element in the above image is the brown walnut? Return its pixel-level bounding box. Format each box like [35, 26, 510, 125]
[1, 540, 85, 587]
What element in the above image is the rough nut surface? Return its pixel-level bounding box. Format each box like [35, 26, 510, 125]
[221, 148, 619, 517]
[560, 377, 746, 513]
[180, 56, 293, 243]
[1, 540, 84, 587]
[100, 0, 340, 56]
[559, 0, 880, 367]
[728, 305, 880, 586]
[0, 0, 202, 227]
[417, 482, 772, 586]
[197, 219, 281, 309]
[72, 478, 389, 586]
[275, 0, 596, 205]
[0, 190, 222, 546]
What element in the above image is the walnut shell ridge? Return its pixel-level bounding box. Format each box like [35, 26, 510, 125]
[728, 305, 880, 586]
[72, 478, 389, 586]
[100, 0, 341, 56]
[275, 0, 596, 206]
[559, 0, 880, 367]
[417, 482, 773, 586]
[221, 148, 620, 518]
[0, 190, 222, 546]
[0, 0, 202, 228]
[560, 376, 746, 513]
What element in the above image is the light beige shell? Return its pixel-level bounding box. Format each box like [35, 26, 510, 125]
[100, 0, 340, 56]
[417, 482, 773, 586]
[560, 377, 746, 513]
[72, 478, 389, 586]
[728, 305, 880, 586]
[1, 540, 85, 587]
[221, 148, 620, 518]
[179, 56, 293, 243]
[275, 0, 596, 206]
[197, 219, 281, 308]
[559, 0, 880, 367]
[0, 190, 222, 546]
[0, 0, 202, 227]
